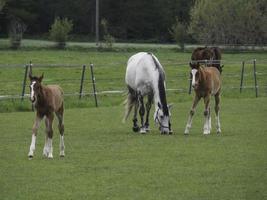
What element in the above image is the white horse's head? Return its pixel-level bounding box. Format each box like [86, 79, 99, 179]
[154, 103, 172, 134]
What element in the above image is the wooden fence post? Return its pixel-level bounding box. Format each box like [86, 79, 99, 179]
[79, 65, 86, 99]
[240, 61, 245, 93]
[90, 63, 98, 107]
[253, 59, 258, 97]
[21, 64, 29, 101]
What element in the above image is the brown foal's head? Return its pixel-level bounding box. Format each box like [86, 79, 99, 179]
[29, 73, 44, 103]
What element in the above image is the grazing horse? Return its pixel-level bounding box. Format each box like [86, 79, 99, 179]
[184, 65, 222, 135]
[190, 47, 223, 73]
[28, 73, 65, 159]
[123, 52, 172, 134]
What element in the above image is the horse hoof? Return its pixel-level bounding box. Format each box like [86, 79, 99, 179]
[140, 128, 146, 134]
[28, 155, 33, 160]
[132, 126, 140, 132]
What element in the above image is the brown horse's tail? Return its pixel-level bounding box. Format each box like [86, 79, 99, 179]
[122, 86, 137, 123]
[212, 47, 223, 73]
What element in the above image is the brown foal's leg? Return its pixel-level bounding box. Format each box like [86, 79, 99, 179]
[203, 95, 211, 134]
[215, 92, 221, 134]
[56, 105, 65, 157]
[28, 115, 43, 158]
[184, 94, 201, 134]
[45, 113, 54, 159]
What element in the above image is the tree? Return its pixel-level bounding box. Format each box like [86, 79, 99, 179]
[188, 0, 267, 45]
[170, 18, 188, 51]
[49, 17, 73, 48]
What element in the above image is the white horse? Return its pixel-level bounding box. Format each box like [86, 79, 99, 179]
[123, 52, 172, 134]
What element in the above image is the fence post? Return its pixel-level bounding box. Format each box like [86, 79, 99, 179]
[240, 61, 245, 93]
[79, 65, 86, 99]
[90, 63, 98, 107]
[253, 59, 258, 98]
[205, 59, 208, 67]
[21, 64, 29, 101]
[29, 61, 33, 75]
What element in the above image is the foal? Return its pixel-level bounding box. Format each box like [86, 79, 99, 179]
[184, 66, 222, 135]
[28, 73, 65, 159]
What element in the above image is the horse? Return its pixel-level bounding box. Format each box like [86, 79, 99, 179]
[123, 52, 172, 134]
[28, 73, 65, 159]
[190, 47, 223, 73]
[184, 65, 222, 135]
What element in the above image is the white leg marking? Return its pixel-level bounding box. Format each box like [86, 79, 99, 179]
[28, 134, 36, 157]
[216, 115, 221, 134]
[184, 115, 193, 134]
[208, 114, 212, 132]
[203, 114, 210, 135]
[59, 135, 65, 157]
[43, 135, 49, 157]
[47, 138, 53, 159]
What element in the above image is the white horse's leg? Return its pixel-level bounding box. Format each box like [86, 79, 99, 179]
[138, 94, 146, 133]
[28, 116, 42, 158]
[144, 94, 153, 132]
[184, 95, 200, 134]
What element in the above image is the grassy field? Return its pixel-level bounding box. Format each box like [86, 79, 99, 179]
[0, 42, 266, 199]
[0, 48, 266, 112]
[0, 97, 266, 200]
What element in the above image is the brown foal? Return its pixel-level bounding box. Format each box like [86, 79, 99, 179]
[184, 66, 222, 135]
[28, 73, 65, 159]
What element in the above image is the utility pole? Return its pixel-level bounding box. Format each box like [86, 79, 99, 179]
[95, 0, 99, 46]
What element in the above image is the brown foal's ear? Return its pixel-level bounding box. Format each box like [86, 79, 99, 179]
[38, 73, 44, 82]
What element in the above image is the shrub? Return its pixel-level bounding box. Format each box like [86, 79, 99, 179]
[170, 18, 188, 51]
[8, 18, 26, 49]
[100, 19, 115, 49]
[49, 17, 73, 48]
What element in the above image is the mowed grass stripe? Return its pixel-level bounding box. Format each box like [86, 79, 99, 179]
[0, 97, 266, 200]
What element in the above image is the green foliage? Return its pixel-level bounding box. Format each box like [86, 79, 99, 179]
[189, 0, 267, 45]
[49, 17, 73, 48]
[170, 18, 188, 51]
[100, 19, 115, 49]
[8, 17, 26, 49]
[0, 0, 5, 11]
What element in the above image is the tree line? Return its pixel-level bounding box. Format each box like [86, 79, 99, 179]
[0, 0, 266, 46]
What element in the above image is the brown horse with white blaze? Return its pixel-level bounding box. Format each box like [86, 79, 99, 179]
[184, 66, 222, 135]
[28, 73, 65, 159]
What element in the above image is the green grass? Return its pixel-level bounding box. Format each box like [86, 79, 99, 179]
[0, 48, 266, 112]
[0, 97, 266, 199]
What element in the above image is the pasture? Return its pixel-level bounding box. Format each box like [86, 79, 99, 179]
[0, 97, 267, 199]
[0, 47, 267, 199]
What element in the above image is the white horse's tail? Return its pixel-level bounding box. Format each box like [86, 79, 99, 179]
[122, 87, 137, 123]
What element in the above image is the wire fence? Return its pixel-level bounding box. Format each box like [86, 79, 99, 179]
[0, 59, 266, 105]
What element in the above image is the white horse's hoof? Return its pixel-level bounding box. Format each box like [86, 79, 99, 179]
[203, 130, 210, 135]
[60, 151, 65, 157]
[28, 151, 34, 158]
[43, 150, 49, 157]
[140, 128, 146, 134]
[48, 154, 53, 159]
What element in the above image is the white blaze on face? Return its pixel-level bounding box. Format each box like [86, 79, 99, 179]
[191, 69, 198, 88]
[30, 81, 36, 101]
